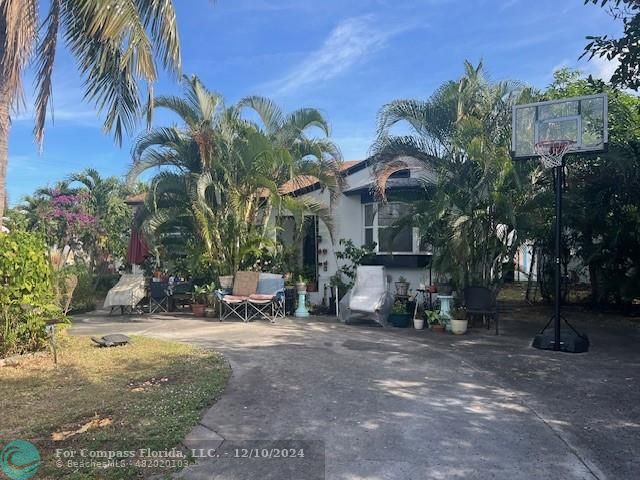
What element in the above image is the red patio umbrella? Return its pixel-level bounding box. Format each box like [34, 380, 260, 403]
[126, 227, 149, 265]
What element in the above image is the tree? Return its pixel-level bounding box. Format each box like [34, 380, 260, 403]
[0, 0, 182, 224]
[582, 0, 640, 89]
[128, 76, 343, 276]
[536, 69, 640, 305]
[13, 170, 133, 275]
[371, 61, 535, 293]
[67, 168, 133, 272]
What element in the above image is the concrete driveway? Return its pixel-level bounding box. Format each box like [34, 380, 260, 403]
[71, 310, 639, 480]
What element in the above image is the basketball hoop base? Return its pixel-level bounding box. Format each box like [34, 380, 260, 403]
[532, 317, 590, 353]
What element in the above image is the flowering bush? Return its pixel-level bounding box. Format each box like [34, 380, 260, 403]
[49, 190, 97, 243]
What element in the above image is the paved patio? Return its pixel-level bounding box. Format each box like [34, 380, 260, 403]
[70, 306, 639, 480]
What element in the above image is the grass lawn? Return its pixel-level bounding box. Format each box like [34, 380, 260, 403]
[0, 334, 230, 479]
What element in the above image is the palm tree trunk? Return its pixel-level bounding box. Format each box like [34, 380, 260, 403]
[0, 80, 10, 226]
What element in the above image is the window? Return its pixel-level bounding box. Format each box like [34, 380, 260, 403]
[363, 203, 428, 254]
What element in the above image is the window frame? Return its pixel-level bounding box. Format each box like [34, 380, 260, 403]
[362, 202, 429, 255]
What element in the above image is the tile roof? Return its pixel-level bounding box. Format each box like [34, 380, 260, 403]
[125, 192, 147, 205]
[126, 160, 367, 202]
[279, 160, 365, 195]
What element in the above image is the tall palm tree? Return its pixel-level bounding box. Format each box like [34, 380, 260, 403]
[0, 0, 181, 224]
[129, 75, 343, 274]
[372, 61, 535, 292]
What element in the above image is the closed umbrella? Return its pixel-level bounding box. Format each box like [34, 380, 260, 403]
[126, 227, 149, 265]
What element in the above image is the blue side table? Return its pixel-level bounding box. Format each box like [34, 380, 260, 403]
[295, 290, 309, 317]
[439, 295, 454, 331]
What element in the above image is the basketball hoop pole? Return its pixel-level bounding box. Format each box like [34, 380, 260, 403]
[553, 163, 563, 351]
[530, 140, 589, 353]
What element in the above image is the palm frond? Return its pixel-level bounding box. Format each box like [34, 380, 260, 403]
[237, 95, 284, 134]
[1, 0, 38, 107]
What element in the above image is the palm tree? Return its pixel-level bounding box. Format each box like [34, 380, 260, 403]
[372, 61, 535, 292]
[0, 0, 181, 224]
[128, 75, 343, 274]
[67, 168, 132, 270]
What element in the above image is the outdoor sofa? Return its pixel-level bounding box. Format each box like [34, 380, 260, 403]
[216, 271, 285, 323]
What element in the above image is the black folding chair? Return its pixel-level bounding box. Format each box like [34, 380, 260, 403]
[149, 281, 170, 314]
[464, 286, 499, 335]
[171, 282, 193, 311]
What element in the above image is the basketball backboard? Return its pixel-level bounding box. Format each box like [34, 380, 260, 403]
[511, 93, 608, 159]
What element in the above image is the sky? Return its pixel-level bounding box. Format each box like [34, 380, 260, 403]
[7, 0, 623, 204]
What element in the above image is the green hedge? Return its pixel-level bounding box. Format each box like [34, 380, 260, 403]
[0, 231, 63, 357]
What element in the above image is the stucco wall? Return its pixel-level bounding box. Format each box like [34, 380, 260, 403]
[294, 163, 432, 304]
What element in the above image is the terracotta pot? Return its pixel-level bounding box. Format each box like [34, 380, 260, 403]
[431, 324, 445, 333]
[191, 304, 206, 317]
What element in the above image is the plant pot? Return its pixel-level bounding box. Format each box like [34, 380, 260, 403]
[307, 281, 318, 292]
[389, 313, 411, 328]
[431, 324, 445, 333]
[191, 303, 206, 317]
[395, 282, 409, 296]
[296, 282, 307, 293]
[450, 318, 468, 335]
[428, 285, 437, 293]
[413, 318, 425, 330]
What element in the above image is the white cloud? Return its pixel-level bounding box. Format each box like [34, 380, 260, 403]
[267, 15, 417, 96]
[584, 55, 618, 82]
[12, 73, 100, 126]
[547, 56, 620, 85]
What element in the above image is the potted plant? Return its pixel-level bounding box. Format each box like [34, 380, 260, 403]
[395, 276, 410, 296]
[389, 301, 411, 328]
[450, 307, 468, 335]
[304, 267, 318, 292]
[192, 283, 213, 317]
[413, 311, 425, 330]
[435, 278, 453, 296]
[328, 273, 348, 312]
[425, 310, 445, 333]
[295, 275, 307, 293]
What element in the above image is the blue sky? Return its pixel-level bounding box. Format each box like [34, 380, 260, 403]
[7, 0, 622, 204]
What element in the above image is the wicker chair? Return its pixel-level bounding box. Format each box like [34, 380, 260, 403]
[464, 286, 499, 335]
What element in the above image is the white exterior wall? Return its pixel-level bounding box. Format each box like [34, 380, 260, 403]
[289, 163, 432, 304]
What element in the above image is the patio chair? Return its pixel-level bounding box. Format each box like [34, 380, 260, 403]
[338, 266, 394, 327]
[170, 281, 193, 311]
[149, 281, 170, 314]
[247, 274, 285, 323]
[217, 271, 260, 322]
[464, 286, 499, 335]
[103, 273, 146, 315]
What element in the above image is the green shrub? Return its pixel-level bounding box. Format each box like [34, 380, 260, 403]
[69, 264, 97, 313]
[0, 231, 65, 357]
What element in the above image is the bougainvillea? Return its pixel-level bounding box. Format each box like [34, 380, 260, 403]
[48, 190, 97, 244]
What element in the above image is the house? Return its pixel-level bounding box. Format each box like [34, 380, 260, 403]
[273, 157, 435, 305]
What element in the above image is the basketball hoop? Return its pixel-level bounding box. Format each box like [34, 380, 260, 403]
[534, 140, 575, 169]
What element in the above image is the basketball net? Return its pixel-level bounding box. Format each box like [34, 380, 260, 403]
[534, 140, 575, 169]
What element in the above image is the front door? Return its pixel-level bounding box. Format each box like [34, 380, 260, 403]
[301, 216, 318, 290]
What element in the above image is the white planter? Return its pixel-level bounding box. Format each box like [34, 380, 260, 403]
[450, 319, 468, 335]
[296, 282, 307, 293]
[413, 318, 425, 330]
